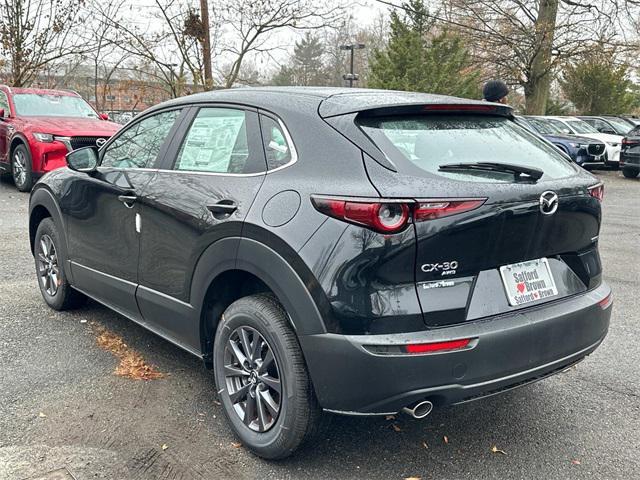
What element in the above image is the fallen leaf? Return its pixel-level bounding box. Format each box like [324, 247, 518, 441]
[213, 400, 221, 406]
[422, 441, 429, 449]
[161, 444, 168, 451]
[38, 412, 47, 418]
[93, 324, 164, 380]
[404, 477, 421, 480]
[571, 459, 581, 465]
[491, 445, 507, 455]
[231, 442, 242, 448]
[392, 423, 403, 432]
[80, 319, 87, 324]
[443, 435, 449, 444]
[385, 415, 396, 421]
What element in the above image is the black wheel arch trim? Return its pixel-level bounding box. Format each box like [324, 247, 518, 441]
[191, 236, 329, 360]
[29, 186, 71, 283]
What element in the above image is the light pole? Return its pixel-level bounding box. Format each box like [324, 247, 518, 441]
[340, 43, 366, 87]
[168, 63, 179, 98]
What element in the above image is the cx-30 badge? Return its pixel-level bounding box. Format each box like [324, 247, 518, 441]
[539, 191, 558, 215]
[95, 138, 107, 148]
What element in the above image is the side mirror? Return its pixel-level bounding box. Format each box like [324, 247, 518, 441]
[0, 108, 6, 119]
[99, 112, 109, 121]
[66, 146, 98, 173]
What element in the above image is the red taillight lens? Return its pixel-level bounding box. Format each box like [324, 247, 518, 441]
[405, 338, 472, 354]
[598, 293, 613, 310]
[311, 197, 410, 233]
[312, 196, 486, 233]
[414, 199, 485, 221]
[588, 184, 604, 202]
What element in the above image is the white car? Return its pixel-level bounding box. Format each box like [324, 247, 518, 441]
[536, 116, 623, 168]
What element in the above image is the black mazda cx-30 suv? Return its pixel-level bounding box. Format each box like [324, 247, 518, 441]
[29, 87, 612, 459]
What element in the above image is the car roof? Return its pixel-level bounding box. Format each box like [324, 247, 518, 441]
[148, 86, 509, 118]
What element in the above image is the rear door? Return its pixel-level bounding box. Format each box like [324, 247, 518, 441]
[135, 105, 267, 349]
[357, 111, 602, 326]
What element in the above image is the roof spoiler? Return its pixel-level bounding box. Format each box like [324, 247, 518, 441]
[355, 103, 513, 118]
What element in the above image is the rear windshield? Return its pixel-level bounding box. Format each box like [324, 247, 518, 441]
[358, 115, 576, 182]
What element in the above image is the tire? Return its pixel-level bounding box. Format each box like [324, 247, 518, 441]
[622, 168, 639, 178]
[34, 218, 86, 310]
[12, 143, 33, 192]
[213, 294, 322, 459]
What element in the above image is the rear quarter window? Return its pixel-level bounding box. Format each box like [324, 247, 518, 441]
[358, 114, 577, 182]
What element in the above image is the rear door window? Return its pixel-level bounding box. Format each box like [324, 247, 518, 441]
[174, 108, 253, 174]
[358, 114, 576, 182]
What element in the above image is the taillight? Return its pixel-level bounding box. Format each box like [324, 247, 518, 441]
[414, 199, 485, 221]
[588, 183, 604, 202]
[404, 338, 472, 354]
[311, 197, 410, 233]
[598, 292, 613, 310]
[311, 196, 486, 233]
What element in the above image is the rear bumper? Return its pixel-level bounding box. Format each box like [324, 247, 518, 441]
[300, 282, 612, 414]
[620, 152, 640, 169]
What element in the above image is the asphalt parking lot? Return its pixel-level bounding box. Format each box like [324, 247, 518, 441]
[1, 170, 638, 480]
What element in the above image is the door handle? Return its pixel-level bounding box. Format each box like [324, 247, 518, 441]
[117, 195, 137, 208]
[206, 201, 237, 215]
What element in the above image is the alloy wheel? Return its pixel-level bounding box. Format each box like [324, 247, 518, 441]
[224, 326, 282, 432]
[12, 150, 27, 187]
[37, 234, 60, 296]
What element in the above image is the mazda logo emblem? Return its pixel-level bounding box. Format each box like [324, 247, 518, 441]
[539, 191, 558, 215]
[96, 138, 107, 148]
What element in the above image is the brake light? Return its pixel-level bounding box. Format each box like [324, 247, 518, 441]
[311, 196, 486, 233]
[311, 197, 410, 233]
[588, 184, 604, 202]
[405, 338, 472, 354]
[414, 199, 485, 221]
[422, 104, 498, 113]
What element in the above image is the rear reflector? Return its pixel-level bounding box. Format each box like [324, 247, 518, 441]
[588, 183, 604, 202]
[598, 293, 613, 310]
[405, 338, 471, 354]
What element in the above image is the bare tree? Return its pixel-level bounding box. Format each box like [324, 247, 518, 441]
[100, 0, 208, 97]
[0, 0, 90, 86]
[375, 0, 635, 113]
[220, 0, 344, 88]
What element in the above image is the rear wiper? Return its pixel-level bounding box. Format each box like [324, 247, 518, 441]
[439, 162, 544, 181]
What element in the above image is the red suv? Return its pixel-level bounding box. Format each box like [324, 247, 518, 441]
[0, 86, 121, 191]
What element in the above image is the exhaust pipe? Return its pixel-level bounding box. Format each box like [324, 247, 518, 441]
[402, 400, 433, 419]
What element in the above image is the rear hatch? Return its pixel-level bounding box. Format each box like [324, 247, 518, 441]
[324, 102, 603, 327]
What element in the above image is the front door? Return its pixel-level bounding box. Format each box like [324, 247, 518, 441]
[135, 106, 267, 349]
[60, 108, 185, 320]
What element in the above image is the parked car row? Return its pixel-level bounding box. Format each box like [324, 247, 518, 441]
[0, 86, 121, 191]
[515, 114, 640, 178]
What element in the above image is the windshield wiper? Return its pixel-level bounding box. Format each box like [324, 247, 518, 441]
[439, 162, 544, 181]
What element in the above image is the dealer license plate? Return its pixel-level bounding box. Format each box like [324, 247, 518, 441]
[499, 258, 558, 306]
